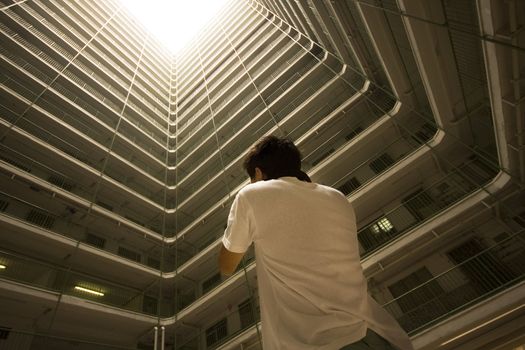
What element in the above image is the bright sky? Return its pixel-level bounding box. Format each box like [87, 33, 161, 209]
[121, 0, 231, 54]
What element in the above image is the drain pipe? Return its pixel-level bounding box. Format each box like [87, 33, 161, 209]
[153, 326, 158, 350]
[161, 326, 165, 350]
[507, 0, 525, 185]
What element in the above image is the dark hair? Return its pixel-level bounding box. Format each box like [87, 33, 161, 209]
[243, 135, 309, 181]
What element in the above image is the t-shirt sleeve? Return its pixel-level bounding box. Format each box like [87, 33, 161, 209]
[222, 191, 254, 253]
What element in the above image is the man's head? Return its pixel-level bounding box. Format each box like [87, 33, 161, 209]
[243, 135, 305, 182]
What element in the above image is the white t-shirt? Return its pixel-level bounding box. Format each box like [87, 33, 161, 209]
[222, 177, 413, 350]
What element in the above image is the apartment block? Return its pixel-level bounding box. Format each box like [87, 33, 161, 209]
[0, 0, 524, 349]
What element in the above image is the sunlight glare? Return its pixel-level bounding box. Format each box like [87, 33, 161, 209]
[121, 0, 231, 54]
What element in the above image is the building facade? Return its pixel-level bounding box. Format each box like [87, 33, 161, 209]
[0, 0, 524, 349]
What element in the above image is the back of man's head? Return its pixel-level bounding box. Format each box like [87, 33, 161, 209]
[243, 135, 303, 180]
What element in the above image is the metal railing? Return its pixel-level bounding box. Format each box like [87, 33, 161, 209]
[381, 229, 525, 334]
[357, 156, 498, 256]
[0, 126, 166, 208]
[176, 298, 260, 350]
[0, 327, 139, 350]
[301, 90, 397, 171]
[332, 122, 436, 197]
[175, 249, 256, 313]
[176, 54, 324, 163]
[0, 249, 165, 316]
[0, 190, 165, 271]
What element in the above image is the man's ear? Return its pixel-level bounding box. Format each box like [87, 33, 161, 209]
[254, 167, 265, 182]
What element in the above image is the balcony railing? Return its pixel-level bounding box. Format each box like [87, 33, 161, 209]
[176, 299, 260, 350]
[0, 249, 166, 316]
[0, 191, 166, 271]
[0, 327, 138, 350]
[357, 155, 498, 256]
[381, 229, 525, 334]
[332, 122, 437, 197]
[0, 125, 166, 208]
[175, 250, 256, 313]
[174, 223, 227, 269]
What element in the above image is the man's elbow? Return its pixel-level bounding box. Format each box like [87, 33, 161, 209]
[218, 253, 238, 276]
[218, 244, 243, 276]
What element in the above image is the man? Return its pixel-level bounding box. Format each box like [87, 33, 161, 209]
[219, 136, 413, 350]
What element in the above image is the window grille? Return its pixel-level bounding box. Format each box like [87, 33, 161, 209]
[0, 199, 8, 212]
[448, 239, 516, 294]
[402, 188, 437, 222]
[412, 122, 437, 145]
[312, 148, 335, 166]
[85, 233, 106, 249]
[238, 299, 256, 329]
[0, 328, 10, 340]
[513, 211, 525, 228]
[359, 216, 397, 252]
[388, 267, 443, 314]
[345, 126, 364, 141]
[0, 156, 31, 173]
[337, 177, 361, 196]
[205, 318, 228, 347]
[202, 272, 222, 294]
[369, 153, 394, 174]
[118, 246, 141, 263]
[371, 217, 394, 234]
[26, 209, 54, 229]
[48, 175, 74, 191]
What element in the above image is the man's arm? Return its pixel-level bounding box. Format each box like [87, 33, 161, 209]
[219, 243, 245, 276]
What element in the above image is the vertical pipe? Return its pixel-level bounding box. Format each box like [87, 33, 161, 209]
[161, 326, 165, 350]
[153, 326, 158, 350]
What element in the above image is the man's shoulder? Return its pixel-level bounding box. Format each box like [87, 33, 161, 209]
[314, 182, 348, 198]
[240, 179, 346, 197]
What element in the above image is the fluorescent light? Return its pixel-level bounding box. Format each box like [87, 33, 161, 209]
[121, 0, 230, 53]
[74, 286, 104, 296]
[0, 264, 6, 269]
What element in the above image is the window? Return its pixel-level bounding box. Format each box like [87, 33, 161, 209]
[238, 299, 255, 329]
[125, 215, 145, 227]
[312, 148, 335, 166]
[411, 123, 436, 145]
[337, 177, 361, 196]
[147, 257, 161, 269]
[402, 188, 437, 222]
[512, 211, 525, 228]
[48, 175, 73, 191]
[388, 267, 443, 314]
[0, 155, 31, 172]
[345, 126, 364, 141]
[85, 233, 106, 249]
[448, 239, 516, 294]
[29, 186, 41, 192]
[95, 200, 113, 211]
[26, 209, 54, 229]
[369, 153, 394, 174]
[205, 318, 227, 347]
[358, 216, 396, 252]
[370, 217, 394, 234]
[202, 272, 221, 294]
[0, 199, 8, 212]
[142, 295, 157, 315]
[0, 328, 10, 340]
[118, 246, 141, 263]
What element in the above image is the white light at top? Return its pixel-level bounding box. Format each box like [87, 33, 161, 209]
[121, 0, 231, 54]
